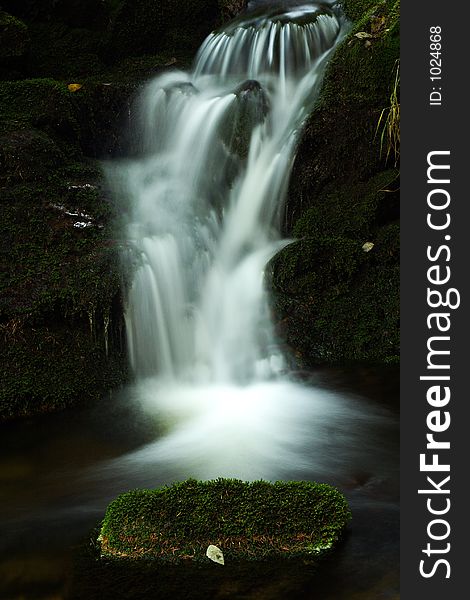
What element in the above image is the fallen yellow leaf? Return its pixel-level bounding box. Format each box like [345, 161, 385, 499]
[67, 83, 82, 92]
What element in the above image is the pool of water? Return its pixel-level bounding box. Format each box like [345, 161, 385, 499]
[0, 366, 399, 599]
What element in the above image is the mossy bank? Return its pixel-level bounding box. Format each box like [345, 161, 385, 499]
[271, 0, 400, 365]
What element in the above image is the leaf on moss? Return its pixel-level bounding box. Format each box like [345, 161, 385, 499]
[67, 83, 83, 92]
[206, 544, 224, 565]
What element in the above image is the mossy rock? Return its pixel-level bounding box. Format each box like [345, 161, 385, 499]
[0, 78, 81, 149]
[0, 126, 65, 184]
[287, 0, 400, 225]
[0, 10, 29, 59]
[292, 170, 399, 240]
[0, 76, 139, 159]
[269, 222, 399, 365]
[0, 172, 121, 320]
[0, 72, 138, 422]
[100, 479, 351, 562]
[0, 322, 127, 421]
[341, 0, 385, 22]
[273, 0, 400, 365]
[0, 162, 128, 421]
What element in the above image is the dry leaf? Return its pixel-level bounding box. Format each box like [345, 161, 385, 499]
[206, 544, 224, 565]
[68, 83, 82, 92]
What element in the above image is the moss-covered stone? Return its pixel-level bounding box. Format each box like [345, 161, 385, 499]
[0, 127, 65, 184]
[0, 76, 140, 160]
[272, 0, 400, 365]
[293, 170, 399, 240]
[100, 479, 351, 562]
[0, 0, 250, 422]
[286, 0, 400, 224]
[0, 322, 126, 421]
[269, 223, 399, 365]
[0, 78, 81, 148]
[0, 71, 129, 424]
[0, 158, 128, 420]
[0, 11, 29, 59]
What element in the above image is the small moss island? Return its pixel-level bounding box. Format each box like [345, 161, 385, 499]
[99, 479, 351, 563]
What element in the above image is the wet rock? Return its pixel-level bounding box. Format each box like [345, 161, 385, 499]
[220, 79, 270, 159]
[165, 81, 198, 96]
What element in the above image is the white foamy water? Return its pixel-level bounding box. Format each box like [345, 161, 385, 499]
[105, 3, 372, 481]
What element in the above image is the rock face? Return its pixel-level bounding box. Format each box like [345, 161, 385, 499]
[270, 0, 400, 365]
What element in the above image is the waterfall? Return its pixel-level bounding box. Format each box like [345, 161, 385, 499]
[106, 3, 361, 480]
[119, 3, 346, 385]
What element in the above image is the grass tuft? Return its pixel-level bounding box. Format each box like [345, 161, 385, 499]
[376, 59, 400, 166]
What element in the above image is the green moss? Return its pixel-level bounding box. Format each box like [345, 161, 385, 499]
[270, 223, 399, 364]
[274, 1, 400, 365]
[340, 0, 383, 23]
[0, 127, 65, 184]
[293, 169, 399, 240]
[286, 1, 399, 219]
[0, 69, 137, 423]
[0, 160, 128, 420]
[0, 175, 121, 319]
[0, 11, 29, 59]
[100, 479, 351, 562]
[0, 76, 138, 159]
[0, 78, 81, 151]
[0, 323, 127, 421]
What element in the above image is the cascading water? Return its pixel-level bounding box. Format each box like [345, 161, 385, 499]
[107, 2, 385, 480]
[122, 2, 345, 382]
